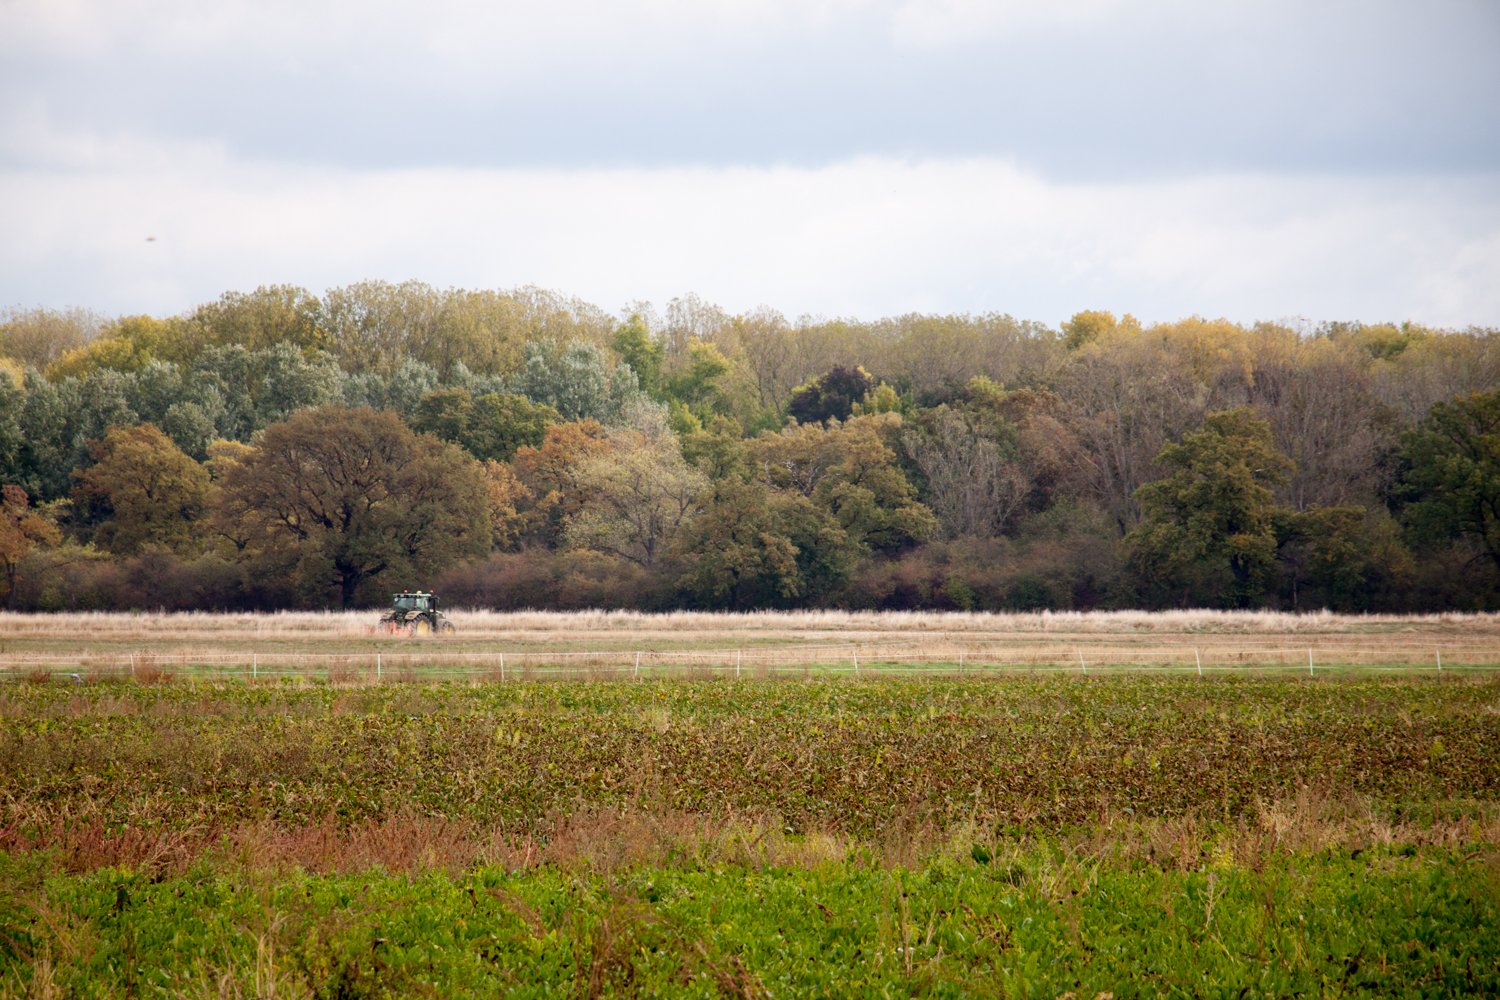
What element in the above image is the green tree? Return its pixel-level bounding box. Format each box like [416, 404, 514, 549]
[1275, 506, 1407, 611]
[71, 424, 210, 556]
[470, 392, 560, 461]
[787, 365, 875, 425]
[1126, 409, 1292, 607]
[663, 341, 732, 423]
[0, 367, 23, 477]
[212, 406, 490, 606]
[680, 415, 748, 481]
[610, 314, 664, 398]
[2, 369, 82, 500]
[339, 356, 440, 419]
[678, 478, 841, 609]
[1398, 390, 1500, 572]
[411, 388, 560, 463]
[511, 338, 646, 423]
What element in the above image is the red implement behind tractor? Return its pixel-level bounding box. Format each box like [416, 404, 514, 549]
[375, 591, 455, 636]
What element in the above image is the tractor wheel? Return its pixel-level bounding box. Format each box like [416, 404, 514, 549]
[413, 619, 432, 636]
[438, 620, 456, 634]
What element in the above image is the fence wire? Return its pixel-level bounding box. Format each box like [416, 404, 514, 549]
[1, 639, 1497, 682]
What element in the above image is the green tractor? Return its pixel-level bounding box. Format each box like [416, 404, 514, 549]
[376, 591, 455, 636]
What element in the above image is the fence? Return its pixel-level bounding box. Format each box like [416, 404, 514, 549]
[1, 638, 1498, 683]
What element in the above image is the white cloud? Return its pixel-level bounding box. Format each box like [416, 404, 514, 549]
[1, 139, 1495, 326]
[0, 0, 872, 63]
[888, 0, 1134, 48]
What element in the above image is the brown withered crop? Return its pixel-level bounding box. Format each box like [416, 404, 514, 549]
[1, 673, 1496, 878]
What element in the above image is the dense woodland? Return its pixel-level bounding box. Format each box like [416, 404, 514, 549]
[1, 282, 1498, 613]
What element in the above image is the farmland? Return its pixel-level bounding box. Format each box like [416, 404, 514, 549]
[3, 608, 1500, 680]
[1, 611, 1499, 996]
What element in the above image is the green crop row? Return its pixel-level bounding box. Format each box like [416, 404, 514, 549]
[3, 844, 1497, 998]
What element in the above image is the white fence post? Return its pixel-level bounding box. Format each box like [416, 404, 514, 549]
[1308, 648, 1314, 676]
[1079, 651, 1086, 676]
[1436, 649, 1442, 672]
[1195, 648, 1201, 677]
[252, 653, 257, 680]
[500, 652, 505, 682]
[853, 646, 859, 675]
[634, 651, 640, 680]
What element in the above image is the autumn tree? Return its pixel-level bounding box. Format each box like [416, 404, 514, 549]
[0, 485, 60, 609]
[511, 419, 613, 544]
[563, 425, 709, 566]
[320, 281, 587, 377]
[862, 312, 1060, 405]
[190, 285, 327, 355]
[903, 407, 1029, 538]
[72, 424, 210, 556]
[1061, 310, 1118, 351]
[1059, 325, 1212, 534]
[0, 306, 107, 369]
[1125, 409, 1292, 607]
[748, 413, 935, 555]
[733, 309, 798, 414]
[212, 406, 490, 606]
[481, 460, 531, 551]
[1242, 339, 1390, 510]
[959, 377, 1079, 514]
[46, 315, 194, 379]
[1370, 328, 1500, 425]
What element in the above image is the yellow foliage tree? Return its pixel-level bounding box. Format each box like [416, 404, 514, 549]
[46, 315, 197, 380]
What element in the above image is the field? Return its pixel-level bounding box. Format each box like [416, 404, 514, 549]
[1, 611, 1499, 997]
[3, 608, 1500, 681]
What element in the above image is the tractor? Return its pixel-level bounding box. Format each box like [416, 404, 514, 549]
[376, 591, 455, 636]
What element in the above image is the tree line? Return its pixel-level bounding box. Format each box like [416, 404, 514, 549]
[2, 283, 1498, 612]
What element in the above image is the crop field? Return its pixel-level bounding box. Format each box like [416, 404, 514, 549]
[1, 611, 1499, 997]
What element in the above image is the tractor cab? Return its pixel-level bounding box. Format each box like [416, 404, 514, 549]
[393, 592, 436, 613]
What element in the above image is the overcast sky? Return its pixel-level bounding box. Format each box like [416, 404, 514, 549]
[2, 0, 1498, 327]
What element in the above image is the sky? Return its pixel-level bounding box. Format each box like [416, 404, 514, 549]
[2, 0, 1498, 328]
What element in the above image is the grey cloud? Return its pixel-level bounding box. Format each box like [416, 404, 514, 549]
[2, 0, 1497, 178]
